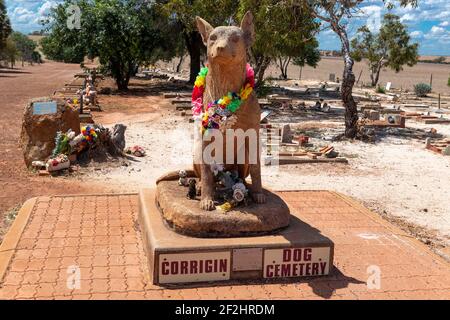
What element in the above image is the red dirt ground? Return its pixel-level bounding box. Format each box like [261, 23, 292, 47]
[0, 62, 107, 241]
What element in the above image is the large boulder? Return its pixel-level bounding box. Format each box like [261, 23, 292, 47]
[20, 97, 80, 167]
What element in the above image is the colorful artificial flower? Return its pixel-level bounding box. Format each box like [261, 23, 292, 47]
[191, 64, 255, 133]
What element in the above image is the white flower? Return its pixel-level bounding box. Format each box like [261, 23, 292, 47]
[211, 162, 224, 176]
[233, 189, 245, 202]
[232, 182, 247, 192]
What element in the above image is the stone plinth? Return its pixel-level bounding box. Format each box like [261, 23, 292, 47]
[156, 180, 290, 238]
[139, 189, 334, 285]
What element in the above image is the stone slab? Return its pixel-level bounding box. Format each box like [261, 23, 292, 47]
[139, 189, 334, 285]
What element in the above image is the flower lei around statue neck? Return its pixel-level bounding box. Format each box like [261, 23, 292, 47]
[191, 64, 255, 133]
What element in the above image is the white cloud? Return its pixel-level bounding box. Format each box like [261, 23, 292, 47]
[440, 21, 449, 27]
[410, 31, 423, 38]
[430, 26, 445, 35]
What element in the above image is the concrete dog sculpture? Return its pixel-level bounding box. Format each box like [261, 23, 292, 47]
[193, 11, 266, 211]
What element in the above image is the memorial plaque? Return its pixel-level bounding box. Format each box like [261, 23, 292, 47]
[232, 248, 263, 271]
[158, 251, 231, 284]
[33, 101, 57, 115]
[263, 247, 331, 278]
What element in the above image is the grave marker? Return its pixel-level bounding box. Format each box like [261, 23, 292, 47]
[32, 101, 57, 115]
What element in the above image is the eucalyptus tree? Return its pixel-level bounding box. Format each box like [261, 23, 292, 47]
[351, 13, 418, 87]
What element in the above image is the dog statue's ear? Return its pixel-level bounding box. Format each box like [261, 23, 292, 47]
[196, 16, 214, 46]
[240, 11, 255, 48]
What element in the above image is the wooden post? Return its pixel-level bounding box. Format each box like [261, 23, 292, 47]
[438, 93, 441, 110]
[80, 79, 86, 115]
[430, 74, 433, 88]
[299, 66, 303, 81]
[357, 70, 363, 84]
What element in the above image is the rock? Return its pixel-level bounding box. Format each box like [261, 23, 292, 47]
[20, 97, 80, 168]
[110, 124, 127, 155]
[156, 180, 291, 238]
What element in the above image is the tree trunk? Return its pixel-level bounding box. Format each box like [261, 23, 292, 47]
[184, 31, 203, 84]
[372, 65, 381, 87]
[176, 55, 184, 73]
[253, 55, 271, 88]
[334, 24, 358, 139]
[277, 57, 291, 80]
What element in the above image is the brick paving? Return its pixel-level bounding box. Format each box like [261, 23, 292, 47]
[0, 191, 449, 300]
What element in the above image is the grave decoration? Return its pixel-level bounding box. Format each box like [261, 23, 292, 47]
[125, 145, 146, 157]
[46, 154, 70, 172]
[44, 123, 127, 173]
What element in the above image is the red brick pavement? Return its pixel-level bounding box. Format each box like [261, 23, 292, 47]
[0, 191, 449, 300]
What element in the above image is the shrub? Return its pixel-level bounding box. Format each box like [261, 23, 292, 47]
[447, 76, 450, 87]
[414, 83, 432, 97]
[256, 79, 273, 98]
[376, 85, 386, 94]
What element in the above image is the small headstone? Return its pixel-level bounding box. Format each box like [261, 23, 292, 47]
[281, 124, 293, 143]
[329, 73, 336, 82]
[385, 82, 392, 91]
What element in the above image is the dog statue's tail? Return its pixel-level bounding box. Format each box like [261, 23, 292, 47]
[156, 169, 197, 185]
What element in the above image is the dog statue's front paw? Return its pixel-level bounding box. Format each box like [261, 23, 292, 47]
[252, 192, 266, 204]
[200, 198, 215, 211]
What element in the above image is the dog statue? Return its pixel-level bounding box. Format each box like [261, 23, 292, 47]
[193, 11, 266, 211]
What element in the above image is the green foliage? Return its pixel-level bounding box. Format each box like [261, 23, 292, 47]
[447, 76, 450, 87]
[238, 0, 320, 83]
[10, 32, 39, 64]
[292, 39, 321, 68]
[255, 79, 273, 98]
[42, 0, 176, 90]
[0, 0, 11, 52]
[351, 13, 419, 87]
[376, 85, 386, 94]
[160, 0, 239, 82]
[1, 36, 18, 67]
[414, 83, 432, 97]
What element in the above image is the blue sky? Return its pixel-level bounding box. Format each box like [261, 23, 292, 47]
[5, 0, 450, 56]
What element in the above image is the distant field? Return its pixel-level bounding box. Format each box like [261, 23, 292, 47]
[264, 57, 450, 93]
[165, 55, 450, 93]
[419, 55, 450, 63]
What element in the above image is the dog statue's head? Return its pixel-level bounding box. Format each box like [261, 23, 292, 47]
[196, 11, 255, 65]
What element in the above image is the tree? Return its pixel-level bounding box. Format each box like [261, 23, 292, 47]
[300, 0, 418, 139]
[10, 32, 39, 66]
[351, 13, 418, 87]
[237, 0, 320, 85]
[161, 0, 239, 83]
[40, 1, 88, 63]
[42, 0, 174, 91]
[0, 0, 11, 52]
[292, 39, 321, 80]
[2, 37, 18, 68]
